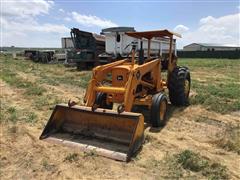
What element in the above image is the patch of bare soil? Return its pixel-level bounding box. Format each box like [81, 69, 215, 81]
[1, 76, 240, 179]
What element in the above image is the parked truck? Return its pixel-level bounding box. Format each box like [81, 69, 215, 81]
[24, 50, 55, 63]
[65, 27, 178, 70]
[65, 28, 107, 70]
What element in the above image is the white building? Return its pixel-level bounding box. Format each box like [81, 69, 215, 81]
[183, 43, 240, 51]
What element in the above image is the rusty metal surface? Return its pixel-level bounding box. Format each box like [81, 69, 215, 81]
[40, 104, 144, 161]
[126, 29, 182, 39]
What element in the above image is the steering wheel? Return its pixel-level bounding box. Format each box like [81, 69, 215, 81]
[124, 41, 138, 50]
[124, 41, 138, 58]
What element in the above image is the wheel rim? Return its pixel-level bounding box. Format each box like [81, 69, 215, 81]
[159, 100, 167, 120]
[184, 80, 190, 97]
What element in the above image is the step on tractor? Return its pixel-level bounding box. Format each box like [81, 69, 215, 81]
[40, 30, 191, 162]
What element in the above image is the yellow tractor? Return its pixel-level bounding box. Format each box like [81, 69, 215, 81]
[40, 30, 191, 162]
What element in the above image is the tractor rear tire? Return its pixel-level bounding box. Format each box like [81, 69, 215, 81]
[95, 92, 113, 109]
[150, 93, 168, 127]
[168, 66, 191, 106]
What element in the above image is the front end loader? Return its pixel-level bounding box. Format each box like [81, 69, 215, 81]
[40, 29, 191, 161]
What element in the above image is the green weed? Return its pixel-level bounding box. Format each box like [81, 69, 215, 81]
[176, 150, 208, 172]
[25, 112, 38, 123]
[41, 159, 56, 171]
[202, 162, 229, 180]
[83, 150, 97, 158]
[7, 107, 18, 123]
[162, 154, 184, 179]
[175, 150, 229, 179]
[64, 153, 79, 163]
[137, 154, 185, 179]
[0, 110, 4, 122]
[3, 105, 38, 124]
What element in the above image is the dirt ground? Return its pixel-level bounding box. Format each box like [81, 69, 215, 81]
[0, 56, 239, 179]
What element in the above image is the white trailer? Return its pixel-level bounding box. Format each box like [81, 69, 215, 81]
[101, 27, 177, 58]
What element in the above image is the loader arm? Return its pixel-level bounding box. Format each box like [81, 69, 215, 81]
[93, 59, 127, 81]
[123, 59, 162, 111]
[85, 56, 164, 111]
[84, 59, 127, 105]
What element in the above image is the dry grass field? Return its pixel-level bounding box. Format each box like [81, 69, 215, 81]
[0, 55, 239, 179]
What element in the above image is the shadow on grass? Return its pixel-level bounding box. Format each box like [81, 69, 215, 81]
[132, 103, 188, 133]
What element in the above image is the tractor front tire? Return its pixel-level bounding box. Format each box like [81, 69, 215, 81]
[168, 66, 191, 106]
[95, 92, 113, 109]
[151, 93, 168, 127]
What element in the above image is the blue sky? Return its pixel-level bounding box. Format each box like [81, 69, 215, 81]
[1, 0, 240, 48]
[54, 1, 238, 29]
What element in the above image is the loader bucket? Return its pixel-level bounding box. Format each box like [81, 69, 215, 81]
[39, 104, 144, 161]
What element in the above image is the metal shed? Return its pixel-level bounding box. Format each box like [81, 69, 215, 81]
[183, 43, 240, 51]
